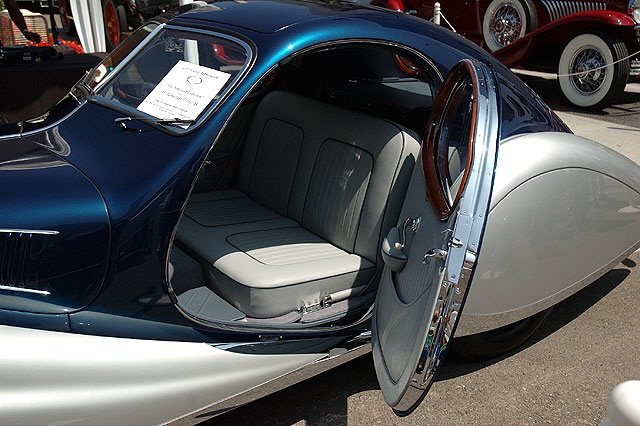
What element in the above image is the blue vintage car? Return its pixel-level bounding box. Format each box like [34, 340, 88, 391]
[1, 1, 639, 424]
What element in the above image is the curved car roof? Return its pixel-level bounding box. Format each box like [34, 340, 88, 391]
[175, 0, 403, 34]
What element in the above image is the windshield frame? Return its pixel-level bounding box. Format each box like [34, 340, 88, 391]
[88, 23, 255, 135]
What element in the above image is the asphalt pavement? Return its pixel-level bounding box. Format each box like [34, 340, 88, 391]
[197, 79, 640, 426]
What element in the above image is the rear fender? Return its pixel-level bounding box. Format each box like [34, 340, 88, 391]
[492, 11, 638, 68]
[457, 132, 640, 335]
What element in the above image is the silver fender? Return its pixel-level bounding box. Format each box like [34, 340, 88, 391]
[457, 132, 640, 335]
[0, 325, 326, 425]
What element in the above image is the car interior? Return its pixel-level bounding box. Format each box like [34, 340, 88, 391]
[168, 43, 451, 328]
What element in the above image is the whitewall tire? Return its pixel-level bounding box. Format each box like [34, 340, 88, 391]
[482, 0, 537, 52]
[558, 33, 629, 109]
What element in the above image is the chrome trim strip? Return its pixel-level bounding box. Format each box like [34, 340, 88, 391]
[540, 0, 605, 21]
[0, 285, 51, 295]
[631, 57, 640, 77]
[169, 334, 371, 424]
[0, 229, 59, 235]
[455, 240, 640, 336]
[0, 100, 85, 141]
[391, 60, 500, 414]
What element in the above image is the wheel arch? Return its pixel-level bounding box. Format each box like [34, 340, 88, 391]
[492, 11, 637, 68]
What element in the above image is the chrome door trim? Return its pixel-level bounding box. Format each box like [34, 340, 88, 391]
[0, 101, 85, 141]
[391, 59, 499, 414]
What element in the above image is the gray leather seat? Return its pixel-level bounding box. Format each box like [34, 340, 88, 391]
[177, 91, 420, 318]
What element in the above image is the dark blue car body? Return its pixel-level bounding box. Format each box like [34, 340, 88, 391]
[0, 0, 566, 343]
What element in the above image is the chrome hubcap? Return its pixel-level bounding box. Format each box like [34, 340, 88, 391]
[490, 4, 523, 47]
[569, 47, 606, 95]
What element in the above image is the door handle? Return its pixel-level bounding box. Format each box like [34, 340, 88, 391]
[381, 227, 408, 272]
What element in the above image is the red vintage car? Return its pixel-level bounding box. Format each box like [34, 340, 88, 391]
[58, 0, 179, 50]
[372, 0, 640, 108]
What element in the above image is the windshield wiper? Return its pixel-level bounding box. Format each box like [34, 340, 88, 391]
[114, 116, 195, 131]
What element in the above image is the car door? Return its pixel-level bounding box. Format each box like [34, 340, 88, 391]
[373, 59, 499, 415]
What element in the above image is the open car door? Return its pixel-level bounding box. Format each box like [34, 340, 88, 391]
[373, 59, 500, 415]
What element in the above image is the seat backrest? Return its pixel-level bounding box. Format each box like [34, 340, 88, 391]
[237, 91, 420, 263]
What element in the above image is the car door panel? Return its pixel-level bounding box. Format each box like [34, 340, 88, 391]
[372, 59, 500, 414]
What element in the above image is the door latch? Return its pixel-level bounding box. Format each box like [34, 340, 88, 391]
[423, 248, 447, 264]
[423, 236, 464, 264]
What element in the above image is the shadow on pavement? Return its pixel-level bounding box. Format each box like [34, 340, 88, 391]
[198, 257, 635, 426]
[440, 262, 633, 381]
[200, 352, 378, 426]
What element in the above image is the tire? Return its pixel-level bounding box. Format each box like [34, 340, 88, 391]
[451, 307, 552, 361]
[558, 33, 629, 110]
[103, 0, 128, 51]
[482, 0, 538, 52]
[58, 0, 76, 36]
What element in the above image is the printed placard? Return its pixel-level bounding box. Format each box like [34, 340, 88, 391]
[137, 60, 231, 121]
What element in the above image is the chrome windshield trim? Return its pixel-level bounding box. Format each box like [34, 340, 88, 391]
[91, 24, 254, 135]
[92, 23, 166, 94]
[0, 229, 59, 235]
[0, 285, 51, 295]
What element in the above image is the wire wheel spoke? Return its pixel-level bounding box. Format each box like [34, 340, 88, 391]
[491, 5, 522, 46]
[570, 47, 606, 95]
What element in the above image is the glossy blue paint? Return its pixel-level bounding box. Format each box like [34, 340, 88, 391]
[0, 0, 568, 341]
[0, 308, 70, 332]
[0, 138, 110, 314]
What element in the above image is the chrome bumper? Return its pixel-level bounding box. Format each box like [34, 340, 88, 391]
[632, 58, 640, 77]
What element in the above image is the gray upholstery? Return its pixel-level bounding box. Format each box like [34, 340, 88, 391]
[176, 91, 421, 318]
[185, 190, 280, 227]
[301, 139, 373, 253]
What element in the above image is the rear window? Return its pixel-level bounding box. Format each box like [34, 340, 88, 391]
[93, 27, 250, 125]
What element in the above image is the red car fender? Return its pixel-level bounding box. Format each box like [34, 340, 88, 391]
[492, 10, 638, 68]
[371, 0, 405, 11]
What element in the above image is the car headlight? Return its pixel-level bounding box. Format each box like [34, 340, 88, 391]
[630, 0, 640, 24]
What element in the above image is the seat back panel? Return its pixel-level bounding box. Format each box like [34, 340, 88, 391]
[302, 139, 373, 253]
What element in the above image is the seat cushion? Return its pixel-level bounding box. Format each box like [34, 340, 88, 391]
[178, 213, 375, 318]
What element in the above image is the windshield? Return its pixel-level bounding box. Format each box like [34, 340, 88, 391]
[86, 23, 160, 91]
[92, 26, 250, 126]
